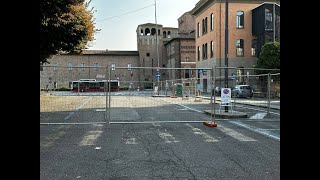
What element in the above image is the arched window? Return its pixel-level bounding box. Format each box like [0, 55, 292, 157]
[163, 31, 166, 38]
[168, 31, 171, 38]
[151, 28, 156, 35]
[145, 28, 150, 35]
[236, 11, 244, 28]
[140, 29, 144, 35]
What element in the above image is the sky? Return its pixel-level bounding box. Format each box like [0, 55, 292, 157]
[87, 0, 200, 51]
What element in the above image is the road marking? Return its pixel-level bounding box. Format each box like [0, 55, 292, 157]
[41, 131, 66, 147]
[256, 128, 280, 131]
[218, 125, 257, 141]
[65, 97, 93, 120]
[157, 130, 179, 143]
[229, 121, 280, 141]
[79, 130, 103, 146]
[159, 98, 203, 113]
[123, 137, 138, 144]
[185, 124, 219, 142]
[95, 109, 106, 111]
[250, 113, 267, 119]
[152, 122, 161, 127]
[235, 105, 280, 116]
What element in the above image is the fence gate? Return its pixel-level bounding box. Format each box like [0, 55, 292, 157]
[40, 65, 108, 125]
[106, 67, 215, 124]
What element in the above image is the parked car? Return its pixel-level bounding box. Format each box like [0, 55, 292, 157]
[211, 86, 221, 96]
[231, 85, 253, 98]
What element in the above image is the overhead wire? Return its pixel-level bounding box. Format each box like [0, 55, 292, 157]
[96, 4, 155, 22]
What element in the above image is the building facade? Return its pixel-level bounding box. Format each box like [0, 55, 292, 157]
[164, 11, 196, 82]
[40, 50, 139, 89]
[136, 23, 179, 84]
[190, 0, 280, 92]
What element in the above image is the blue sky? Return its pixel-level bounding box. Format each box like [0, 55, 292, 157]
[87, 0, 200, 51]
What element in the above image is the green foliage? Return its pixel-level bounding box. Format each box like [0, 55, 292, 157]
[255, 41, 280, 74]
[40, 0, 97, 64]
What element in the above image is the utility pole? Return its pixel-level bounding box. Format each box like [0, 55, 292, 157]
[224, 0, 229, 112]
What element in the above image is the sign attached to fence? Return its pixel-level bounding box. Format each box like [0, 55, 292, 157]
[221, 88, 231, 104]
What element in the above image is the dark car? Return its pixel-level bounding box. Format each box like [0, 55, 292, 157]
[231, 85, 253, 98]
[211, 86, 221, 96]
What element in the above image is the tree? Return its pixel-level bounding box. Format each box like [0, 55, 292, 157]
[255, 41, 280, 73]
[40, 0, 96, 64]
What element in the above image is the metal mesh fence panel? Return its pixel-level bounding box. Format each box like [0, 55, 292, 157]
[40, 65, 107, 124]
[107, 67, 214, 124]
[212, 67, 280, 114]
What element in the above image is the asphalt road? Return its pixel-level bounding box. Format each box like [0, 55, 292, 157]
[40, 94, 280, 179]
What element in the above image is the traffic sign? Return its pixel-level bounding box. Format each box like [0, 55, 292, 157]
[231, 73, 235, 80]
[155, 72, 160, 78]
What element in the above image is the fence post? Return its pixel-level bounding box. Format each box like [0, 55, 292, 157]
[267, 73, 271, 115]
[105, 65, 109, 122]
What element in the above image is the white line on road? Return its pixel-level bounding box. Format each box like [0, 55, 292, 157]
[235, 105, 280, 116]
[159, 98, 203, 113]
[218, 124, 257, 141]
[185, 124, 219, 142]
[229, 121, 280, 141]
[41, 131, 66, 147]
[123, 137, 138, 144]
[250, 113, 267, 119]
[79, 130, 103, 146]
[157, 130, 179, 143]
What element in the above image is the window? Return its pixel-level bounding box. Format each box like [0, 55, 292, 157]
[68, 63, 72, 71]
[236, 39, 244, 56]
[265, 9, 273, 30]
[251, 39, 257, 56]
[210, 41, 214, 58]
[197, 46, 200, 61]
[168, 31, 171, 38]
[236, 11, 244, 28]
[202, 43, 208, 60]
[205, 17, 208, 33]
[197, 23, 200, 37]
[210, 13, 214, 31]
[202, 44, 205, 59]
[146, 53, 150, 57]
[81, 63, 85, 71]
[128, 64, 132, 71]
[185, 57, 190, 62]
[163, 31, 166, 38]
[94, 63, 99, 71]
[111, 64, 115, 71]
[202, 19, 205, 35]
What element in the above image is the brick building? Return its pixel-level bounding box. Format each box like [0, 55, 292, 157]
[40, 50, 139, 89]
[190, 0, 280, 92]
[164, 11, 196, 81]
